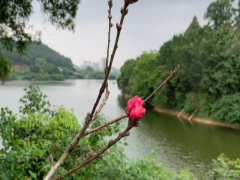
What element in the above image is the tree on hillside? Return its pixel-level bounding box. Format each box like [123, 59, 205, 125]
[185, 16, 201, 33]
[86, 66, 94, 72]
[0, 0, 81, 84]
[44, 63, 60, 74]
[35, 58, 47, 68]
[0, 55, 11, 84]
[117, 59, 136, 94]
[204, 0, 235, 29]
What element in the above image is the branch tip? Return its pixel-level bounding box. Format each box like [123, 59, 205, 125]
[49, 154, 53, 167]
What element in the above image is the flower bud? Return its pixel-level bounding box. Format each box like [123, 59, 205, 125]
[134, 121, 142, 127]
[98, 154, 104, 158]
[108, 0, 113, 7]
[120, 7, 123, 14]
[116, 23, 122, 31]
[87, 150, 94, 159]
[108, 139, 114, 145]
[126, 96, 146, 119]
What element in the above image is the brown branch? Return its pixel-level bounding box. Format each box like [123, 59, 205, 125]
[89, 2, 129, 121]
[84, 114, 128, 136]
[105, 0, 113, 73]
[91, 84, 110, 123]
[105, 3, 128, 81]
[51, 118, 137, 180]
[71, 128, 76, 141]
[44, 3, 130, 180]
[144, 64, 180, 102]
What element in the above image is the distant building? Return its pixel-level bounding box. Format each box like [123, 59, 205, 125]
[99, 58, 106, 71]
[73, 64, 81, 70]
[110, 66, 120, 76]
[92, 62, 99, 70]
[81, 60, 92, 70]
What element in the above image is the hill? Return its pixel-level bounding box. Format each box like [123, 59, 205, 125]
[0, 43, 73, 69]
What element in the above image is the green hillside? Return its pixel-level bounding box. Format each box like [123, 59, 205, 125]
[0, 43, 73, 69]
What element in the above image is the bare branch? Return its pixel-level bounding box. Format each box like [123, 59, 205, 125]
[51, 118, 138, 180]
[144, 64, 180, 102]
[71, 128, 76, 141]
[91, 84, 110, 123]
[105, 0, 113, 73]
[44, 2, 130, 180]
[84, 114, 128, 136]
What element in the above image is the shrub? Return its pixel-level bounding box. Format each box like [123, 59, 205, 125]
[184, 102, 196, 114]
[210, 154, 240, 180]
[212, 93, 240, 123]
[89, 71, 105, 79]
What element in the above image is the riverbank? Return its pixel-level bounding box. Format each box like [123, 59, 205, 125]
[154, 108, 240, 130]
[122, 94, 240, 130]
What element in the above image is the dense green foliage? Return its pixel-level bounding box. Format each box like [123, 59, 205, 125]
[0, 86, 197, 179]
[210, 154, 240, 180]
[0, 55, 11, 84]
[1, 43, 73, 69]
[117, 0, 240, 124]
[212, 93, 240, 123]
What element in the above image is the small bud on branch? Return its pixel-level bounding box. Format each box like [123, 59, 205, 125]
[116, 23, 122, 31]
[98, 154, 104, 158]
[125, 0, 138, 5]
[108, 0, 113, 7]
[108, 139, 114, 145]
[87, 150, 94, 159]
[49, 154, 53, 167]
[120, 7, 123, 14]
[133, 121, 142, 127]
[119, 131, 131, 137]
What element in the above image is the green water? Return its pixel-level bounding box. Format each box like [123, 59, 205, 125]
[1, 80, 240, 177]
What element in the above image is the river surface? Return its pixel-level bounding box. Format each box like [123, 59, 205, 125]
[1, 80, 240, 178]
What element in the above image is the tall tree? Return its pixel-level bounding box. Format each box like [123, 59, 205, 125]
[0, 0, 81, 84]
[204, 0, 235, 29]
[185, 15, 201, 33]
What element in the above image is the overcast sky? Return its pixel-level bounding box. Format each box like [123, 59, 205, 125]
[29, 0, 238, 69]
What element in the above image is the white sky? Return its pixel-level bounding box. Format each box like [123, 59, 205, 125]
[29, 0, 238, 69]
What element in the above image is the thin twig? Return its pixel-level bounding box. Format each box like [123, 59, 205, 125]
[84, 114, 128, 136]
[144, 64, 180, 102]
[105, 0, 113, 73]
[91, 0, 113, 122]
[91, 85, 110, 123]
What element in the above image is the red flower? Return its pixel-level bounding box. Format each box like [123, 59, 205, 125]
[126, 95, 146, 119]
